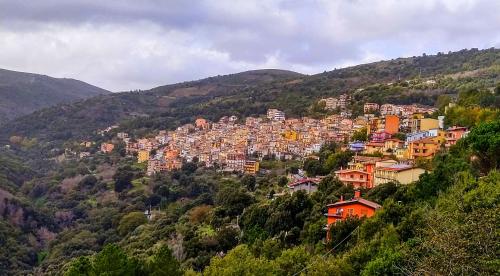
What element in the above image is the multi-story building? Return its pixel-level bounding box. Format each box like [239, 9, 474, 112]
[244, 160, 260, 175]
[380, 104, 396, 115]
[408, 137, 441, 159]
[267, 109, 286, 121]
[445, 126, 468, 147]
[374, 164, 425, 185]
[384, 115, 400, 134]
[137, 150, 150, 163]
[325, 191, 381, 240]
[334, 169, 370, 189]
[363, 103, 379, 114]
[411, 116, 439, 133]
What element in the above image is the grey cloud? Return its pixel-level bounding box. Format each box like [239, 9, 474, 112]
[0, 0, 498, 91]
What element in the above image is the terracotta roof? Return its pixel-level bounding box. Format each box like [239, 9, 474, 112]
[327, 198, 382, 209]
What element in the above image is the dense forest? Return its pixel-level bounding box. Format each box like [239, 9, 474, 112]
[0, 49, 499, 275]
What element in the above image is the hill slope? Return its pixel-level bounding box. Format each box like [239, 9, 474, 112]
[0, 69, 110, 123]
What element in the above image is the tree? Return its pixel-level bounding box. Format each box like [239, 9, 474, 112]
[113, 167, 134, 192]
[203, 245, 276, 275]
[351, 127, 368, 141]
[241, 175, 256, 191]
[147, 245, 182, 276]
[215, 183, 254, 217]
[304, 159, 321, 176]
[117, 212, 147, 236]
[461, 119, 500, 173]
[64, 256, 93, 276]
[92, 244, 139, 276]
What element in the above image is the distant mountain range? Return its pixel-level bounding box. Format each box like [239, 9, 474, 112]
[0, 68, 110, 124]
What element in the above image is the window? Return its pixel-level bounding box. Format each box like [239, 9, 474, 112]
[347, 208, 354, 215]
[350, 174, 354, 178]
[360, 175, 364, 179]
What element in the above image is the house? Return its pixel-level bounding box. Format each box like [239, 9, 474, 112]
[325, 191, 381, 240]
[380, 104, 396, 115]
[408, 137, 441, 159]
[374, 164, 425, 186]
[244, 160, 260, 175]
[100, 143, 115, 153]
[445, 126, 468, 147]
[288, 178, 320, 194]
[320, 98, 339, 110]
[383, 139, 404, 154]
[267, 109, 286, 121]
[364, 142, 384, 155]
[364, 103, 379, 114]
[370, 131, 392, 143]
[411, 116, 439, 133]
[346, 156, 386, 188]
[334, 169, 370, 189]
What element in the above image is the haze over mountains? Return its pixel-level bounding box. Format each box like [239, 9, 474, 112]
[0, 68, 110, 124]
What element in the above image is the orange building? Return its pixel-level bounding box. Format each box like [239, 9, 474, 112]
[325, 191, 381, 240]
[334, 169, 370, 189]
[384, 115, 400, 134]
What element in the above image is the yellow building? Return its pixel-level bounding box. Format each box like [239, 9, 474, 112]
[411, 116, 439, 132]
[284, 130, 299, 141]
[244, 160, 260, 175]
[374, 165, 426, 186]
[138, 150, 150, 163]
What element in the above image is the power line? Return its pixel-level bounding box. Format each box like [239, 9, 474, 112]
[292, 226, 360, 276]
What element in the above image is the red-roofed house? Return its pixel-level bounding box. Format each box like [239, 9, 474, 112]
[325, 191, 381, 240]
[288, 178, 321, 194]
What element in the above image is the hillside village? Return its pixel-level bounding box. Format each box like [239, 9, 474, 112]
[94, 92, 468, 193]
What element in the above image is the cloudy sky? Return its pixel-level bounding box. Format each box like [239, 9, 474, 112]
[0, 0, 499, 91]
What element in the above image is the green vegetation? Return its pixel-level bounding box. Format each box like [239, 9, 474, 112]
[0, 49, 498, 275]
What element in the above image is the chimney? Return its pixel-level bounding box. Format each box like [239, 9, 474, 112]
[354, 190, 361, 198]
[340, 195, 344, 202]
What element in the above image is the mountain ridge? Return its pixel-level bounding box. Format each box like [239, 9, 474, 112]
[0, 68, 110, 124]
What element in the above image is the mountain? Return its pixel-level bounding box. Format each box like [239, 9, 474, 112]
[0, 69, 304, 143]
[1, 48, 498, 149]
[0, 68, 110, 124]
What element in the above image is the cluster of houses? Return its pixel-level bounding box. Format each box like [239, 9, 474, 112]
[110, 109, 369, 175]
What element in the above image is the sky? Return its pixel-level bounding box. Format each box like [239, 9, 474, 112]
[0, 0, 499, 91]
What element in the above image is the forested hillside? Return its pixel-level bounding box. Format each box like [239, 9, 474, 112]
[0, 69, 109, 124]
